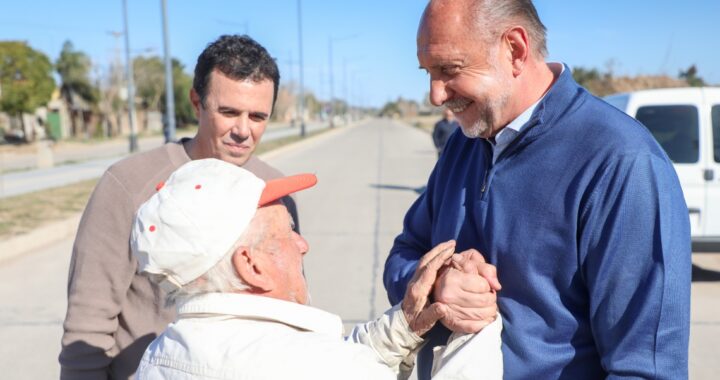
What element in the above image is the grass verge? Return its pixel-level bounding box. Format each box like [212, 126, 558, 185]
[0, 128, 328, 239]
[404, 115, 438, 134]
[0, 179, 98, 239]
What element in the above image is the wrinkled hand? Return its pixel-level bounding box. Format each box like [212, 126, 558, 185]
[433, 249, 501, 334]
[401, 240, 456, 337]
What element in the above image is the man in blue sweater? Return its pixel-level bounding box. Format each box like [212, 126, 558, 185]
[383, 0, 692, 379]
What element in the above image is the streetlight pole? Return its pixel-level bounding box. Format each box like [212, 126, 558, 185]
[161, 0, 176, 142]
[327, 37, 334, 128]
[343, 58, 348, 123]
[297, 0, 306, 137]
[327, 34, 357, 129]
[122, 0, 138, 152]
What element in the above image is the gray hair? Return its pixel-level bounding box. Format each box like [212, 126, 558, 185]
[154, 217, 266, 306]
[468, 0, 548, 59]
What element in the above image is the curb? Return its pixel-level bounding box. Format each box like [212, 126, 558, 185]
[0, 214, 82, 263]
[260, 120, 364, 161]
[0, 121, 365, 261]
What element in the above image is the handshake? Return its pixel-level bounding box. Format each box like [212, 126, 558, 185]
[401, 240, 501, 337]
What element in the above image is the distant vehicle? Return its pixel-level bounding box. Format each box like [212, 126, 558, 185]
[605, 87, 720, 251]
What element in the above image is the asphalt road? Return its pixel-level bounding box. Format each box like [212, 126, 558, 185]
[0, 119, 718, 378]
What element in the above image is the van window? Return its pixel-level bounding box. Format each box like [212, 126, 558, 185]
[635, 105, 699, 163]
[713, 105, 720, 162]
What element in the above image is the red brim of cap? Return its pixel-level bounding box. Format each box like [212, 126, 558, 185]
[258, 173, 317, 206]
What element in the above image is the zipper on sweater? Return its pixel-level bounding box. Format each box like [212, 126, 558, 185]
[480, 169, 489, 193]
[480, 140, 493, 196]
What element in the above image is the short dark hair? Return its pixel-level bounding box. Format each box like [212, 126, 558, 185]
[193, 35, 280, 108]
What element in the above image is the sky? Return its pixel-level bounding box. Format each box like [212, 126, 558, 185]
[2, 0, 719, 108]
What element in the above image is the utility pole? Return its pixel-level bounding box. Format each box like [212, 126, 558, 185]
[161, 0, 176, 142]
[328, 37, 334, 128]
[122, 0, 138, 152]
[297, 0, 306, 137]
[327, 34, 357, 128]
[343, 58, 348, 124]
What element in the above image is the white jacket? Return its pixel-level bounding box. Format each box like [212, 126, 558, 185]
[135, 293, 502, 379]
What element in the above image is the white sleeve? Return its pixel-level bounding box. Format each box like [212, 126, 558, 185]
[345, 303, 424, 378]
[430, 314, 504, 380]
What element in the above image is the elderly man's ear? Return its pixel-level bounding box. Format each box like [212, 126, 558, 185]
[504, 26, 530, 77]
[231, 246, 275, 292]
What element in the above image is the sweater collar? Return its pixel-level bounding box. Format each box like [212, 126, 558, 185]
[526, 62, 581, 135]
[491, 62, 582, 161]
[176, 292, 344, 337]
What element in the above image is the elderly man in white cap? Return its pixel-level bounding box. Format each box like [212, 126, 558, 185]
[130, 158, 503, 379]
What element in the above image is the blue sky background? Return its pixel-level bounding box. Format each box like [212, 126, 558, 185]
[2, 0, 718, 108]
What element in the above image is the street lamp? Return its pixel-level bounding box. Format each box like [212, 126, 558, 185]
[161, 0, 176, 143]
[122, 0, 138, 152]
[327, 34, 357, 128]
[297, 0, 306, 137]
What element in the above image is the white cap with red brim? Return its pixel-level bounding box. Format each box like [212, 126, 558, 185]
[130, 158, 316, 291]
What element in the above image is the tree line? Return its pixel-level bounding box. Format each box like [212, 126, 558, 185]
[0, 40, 198, 141]
[379, 63, 712, 119]
[0, 40, 341, 143]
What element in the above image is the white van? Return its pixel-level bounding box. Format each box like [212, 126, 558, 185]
[605, 87, 720, 251]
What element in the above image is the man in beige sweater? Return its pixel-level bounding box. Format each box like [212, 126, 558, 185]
[59, 35, 297, 380]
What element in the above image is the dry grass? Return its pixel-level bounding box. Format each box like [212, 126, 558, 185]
[404, 115, 440, 134]
[255, 129, 324, 155]
[0, 128, 328, 239]
[0, 179, 98, 238]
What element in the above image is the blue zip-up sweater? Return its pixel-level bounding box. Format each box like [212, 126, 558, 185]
[384, 67, 691, 379]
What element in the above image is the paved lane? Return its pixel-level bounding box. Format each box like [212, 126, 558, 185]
[0, 238, 73, 379]
[265, 119, 437, 330]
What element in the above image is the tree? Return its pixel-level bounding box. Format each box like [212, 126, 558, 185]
[0, 41, 55, 117]
[133, 56, 165, 110]
[379, 101, 401, 117]
[133, 56, 195, 127]
[679, 65, 705, 87]
[271, 82, 297, 122]
[303, 92, 322, 119]
[572, 67, 601, 87]
[56, 40, 98, 104]
[572, 66, 616, 96]
[161, 58, 194, 127]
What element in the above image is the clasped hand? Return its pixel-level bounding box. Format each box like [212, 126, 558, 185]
[401, 240, 501, 336]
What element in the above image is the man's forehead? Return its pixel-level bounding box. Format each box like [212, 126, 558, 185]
[209, 71, 271, 89]
[418, 0, 468, 34]
[255, 202, 291, 224]
[417, 10, 473, 55]
[417, 40, 469, 70]
[206, 72, 274, 111]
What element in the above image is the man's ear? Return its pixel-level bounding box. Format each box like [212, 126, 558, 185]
[504, 26, 529, 77]
[190, 88, 202, 115]
[232, 246, 274, 292]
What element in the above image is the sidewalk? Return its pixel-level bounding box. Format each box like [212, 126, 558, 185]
[0, 121, 307, 173]
[0, 121, 328, 198]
